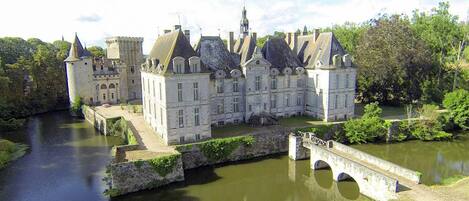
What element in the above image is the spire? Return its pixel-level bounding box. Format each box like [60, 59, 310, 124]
[303, 25, 308, 35]
[65, 33, 91, 62]
[240, 4, 249, 39]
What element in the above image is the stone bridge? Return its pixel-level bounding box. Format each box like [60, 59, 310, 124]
[289, 132, 423, 201]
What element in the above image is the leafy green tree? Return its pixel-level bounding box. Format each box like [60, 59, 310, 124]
[71, 96, 83, 114]
[355, 14, 434, 105]
[443, 89, 469, 129]
[256, 31, 286, 47]
[344, 102, 387, 144]
[322, 22, 368, 55]
[87, 46, 105, 57]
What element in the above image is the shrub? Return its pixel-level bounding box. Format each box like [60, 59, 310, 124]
[148, 154, 180, 177]
[443, 89, 469, 130]
[0, 118, 25, 131]
[70, 96, 83, 114]
[344, 102, 387, 144]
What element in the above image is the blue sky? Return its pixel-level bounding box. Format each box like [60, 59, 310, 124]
[0, 0, 467, 53]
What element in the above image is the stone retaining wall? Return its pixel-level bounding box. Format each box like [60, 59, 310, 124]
[177, 128, 290, 170]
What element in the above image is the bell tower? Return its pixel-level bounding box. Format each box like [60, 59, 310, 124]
[240, 5, 249, 38]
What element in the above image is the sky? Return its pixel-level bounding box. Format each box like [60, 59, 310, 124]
[0, 0, 467, 53]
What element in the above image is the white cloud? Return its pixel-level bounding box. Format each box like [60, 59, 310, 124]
[0, 0, 467, 53]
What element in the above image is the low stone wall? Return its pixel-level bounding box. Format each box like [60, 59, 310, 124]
[83, 105, 114, 135]
[331, 141, 422, 184]
[176, 129, 289, 170]
[108, 153, 184, 196]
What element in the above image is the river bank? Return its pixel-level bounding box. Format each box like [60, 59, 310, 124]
[0, 139, 28, 169]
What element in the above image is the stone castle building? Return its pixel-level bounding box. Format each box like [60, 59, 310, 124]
[65, 34, 143, 105]
[141, 6, 357, 145]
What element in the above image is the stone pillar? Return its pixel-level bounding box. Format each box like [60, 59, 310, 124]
[288, 134, 310, 160]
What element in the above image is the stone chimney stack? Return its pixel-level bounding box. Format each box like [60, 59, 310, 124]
[174, 25, 182, 30]
[164, 30, 171, 34]
[228, 31, 235, 52]
[251, 32, 257, 41]
[313, 29, 320, 42]
[286, 33, 292, 45]
[184, 30, 190, 42]
[291, 32, 299, 53]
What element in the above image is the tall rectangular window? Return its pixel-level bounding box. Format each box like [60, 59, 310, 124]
[297, 78, 302, 88]
[194, 108, 200, 126]
[286, 76, 290, 88]
[335, 95, 338, 109]
[142, 78, 145, 92]
[178, 109, 184, 128]
[193, 82, 199, 101]
[217, 104, 224, 114]
[233, 97, 239, 113]
[217, 79, 224, 93]
[336, 74, 340, 89]
[286, 94, 290, 107]
[255, 76, 261, 91]
[153, 80, 156, 97]
[232, 78, 239, 92]
[159, 83, 162, 100]
[297, 95, 302, 106]
[345, 94, 348, 108]
[176, 64, 182, 73]
[271, 95, 277, 108]
[271, 76, 277, 89]
[154, 104, 157, 120]
[345, 74, 350, 88]
[177, 83, 183, 102]
[160, 108, 163, 125]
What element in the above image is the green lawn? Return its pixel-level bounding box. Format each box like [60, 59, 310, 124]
[211, 124, 257, 138]
[278, 116, 329, 127]
[354, 103, 410, 120]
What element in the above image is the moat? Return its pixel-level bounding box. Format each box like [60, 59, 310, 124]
[1, 111, 468, 201]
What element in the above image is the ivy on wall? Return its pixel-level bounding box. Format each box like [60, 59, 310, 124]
[147, 154, 180, 177]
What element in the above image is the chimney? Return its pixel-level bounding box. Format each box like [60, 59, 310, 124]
[251, 32, 257, 41]
[286, 33, 292, 45]
[174, 25, 182, 30]
[291, 32, 299, 53]
[164, 29, 171, 34]
[228, 31, 234, 52]
[313, 29, 320, 42]
[184, 30, 190, 42]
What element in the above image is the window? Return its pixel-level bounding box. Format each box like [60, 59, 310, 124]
[111, 93, 114, 99]
[297, 79, 302, 87]
[176, 63, 183, 73]
[100, 84, 107, 89]
[297, 95, 302, 106]
[153, 81, 156, 97]
[180, 136, 185, 143]
[178, 109, 184, 128]
[255, 76, 261, 91]
[194, 108, 200, 126]
[264, 103, 267, 110]
[160, 108, 163, 125]
[191, 63, 199, 73]
[345, 94, 348, 108]
[159, 83, 162, 100]
[93, 65, 96, 71]
[216, 80, 224, 93]
[149, 101, 152, 115]
[232, 78, 239, 92]
[195, 134, 201, 140]
[233, 97, 239, 113]
[286, 94, 290, 107]
[248, 105, 252, 112]
[271, 76, 277, 89]
[217, 104, 224, 114]
[131, 66, 135, 74]
[132, 79, 135, 84]
[345, 74, 350, 88]
[100, 65, 103, 71]
[177, 83, 183, 102]
[271, 95, 277, 108]
[218, 121, 225, 126]
[154, 104, 157, 120]
[103, 93, 106, 100]
[315, 74, 319, 88]
[335, 95, 338, 109]
[193, 82, 199, 101]
[336, 74, 340, 89]
[286, 75, 290, 88]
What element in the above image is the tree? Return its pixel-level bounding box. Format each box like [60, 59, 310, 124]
[87, 46, 105, 57]
[71, 96, 83, 114]
[443, 89, 469, 130]
[322, 22, 368, 56]
[256, 31, 286, 47]
[344, 102, 387, 144]
[355, 14, 434, 105]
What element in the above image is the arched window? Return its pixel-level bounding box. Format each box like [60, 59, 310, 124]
[109, 84, 116, 89]
[100, 84, 107, 89]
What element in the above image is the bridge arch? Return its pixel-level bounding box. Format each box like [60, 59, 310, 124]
[337, 172, 360, 200]
[313, 159, 331, 170]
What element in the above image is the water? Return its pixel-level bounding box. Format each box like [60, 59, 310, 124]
[0, 111, 468, 201]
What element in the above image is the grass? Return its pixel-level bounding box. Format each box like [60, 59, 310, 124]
[440, 175, 466, 186]
[0, 139, 28, 169]
[355, 103, 409, 120]
[278, 116, 328, 127]
[212, 124, 256, 138]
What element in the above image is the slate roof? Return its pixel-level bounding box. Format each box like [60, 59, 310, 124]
[302, 32, 346, 68]
[148, 29, 208, 74]
[65, 34, 91, 62]
[261, 37, 303, 71]
[239, 36, 257, 65]
[194, 36, 240, 71]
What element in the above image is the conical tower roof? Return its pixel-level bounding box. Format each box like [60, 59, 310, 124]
[65, 33, 91, 62]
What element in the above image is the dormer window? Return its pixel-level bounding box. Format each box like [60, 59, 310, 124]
[189, 56, 201, 73]
[172, 57, 185, 74]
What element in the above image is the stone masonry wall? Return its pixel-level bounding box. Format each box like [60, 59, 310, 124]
[178, 127, 290, 170]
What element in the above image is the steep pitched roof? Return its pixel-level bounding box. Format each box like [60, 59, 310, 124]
[148, 30, 207, 74]
[195, 36, 240, 71]
[262, 37, 302, 71]
[302, 32, 346, 68]
[65, 34, 91, 62]
[239, 36, 257, 65]
[233, 38, 244, 53]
